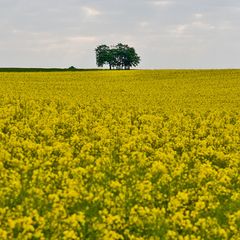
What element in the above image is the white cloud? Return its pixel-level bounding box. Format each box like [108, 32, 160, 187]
[170, 20, 216, 37]
[82, 6, 101, 17]
[151, 0, 174, 6]
[176, 25, 187, 34]
[139, 21, 149, 28]
[217, 22, 234, 31]
[11, 29, 23, 34]
[66, 36, 97, 43]
[191, 21, 215, 30]
[194, 13, 203, 19]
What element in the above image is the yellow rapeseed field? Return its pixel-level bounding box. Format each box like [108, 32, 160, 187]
[0, 70, 240, 239]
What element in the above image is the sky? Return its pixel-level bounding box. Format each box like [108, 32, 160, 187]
[0, 0, 240, 69]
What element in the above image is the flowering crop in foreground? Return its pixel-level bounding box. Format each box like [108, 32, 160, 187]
[0, 70, 240, 239]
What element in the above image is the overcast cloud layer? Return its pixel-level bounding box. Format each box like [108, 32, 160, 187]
[0, 0, 240, 68]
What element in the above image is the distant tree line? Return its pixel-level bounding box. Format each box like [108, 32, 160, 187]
[95, 43, 141, 70]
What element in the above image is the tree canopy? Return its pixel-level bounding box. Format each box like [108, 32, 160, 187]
[95, 43, 140, 70]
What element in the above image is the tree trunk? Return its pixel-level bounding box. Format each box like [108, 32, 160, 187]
[109, 64, 112, 70]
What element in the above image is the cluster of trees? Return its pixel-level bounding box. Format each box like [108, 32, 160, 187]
[95, 43, 141, 70]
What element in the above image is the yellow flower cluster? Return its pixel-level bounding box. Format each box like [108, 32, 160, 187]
[0, 70, 240, 239]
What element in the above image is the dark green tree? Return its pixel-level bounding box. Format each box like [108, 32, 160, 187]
[95, 45, 111, 69]
[114, 43, 141, 69]
[95, 43, 140, 70]
[124, 46, 141, 69]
